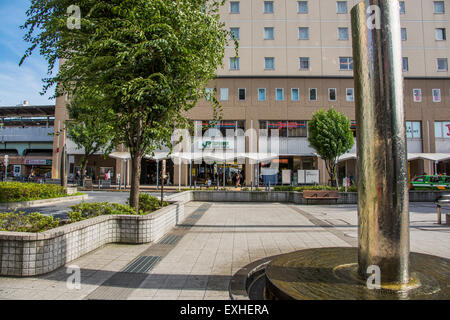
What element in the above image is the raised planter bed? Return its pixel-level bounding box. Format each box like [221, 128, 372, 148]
[0, 201, 185, 277]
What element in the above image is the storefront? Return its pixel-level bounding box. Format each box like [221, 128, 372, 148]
[259, 156, 319, 186]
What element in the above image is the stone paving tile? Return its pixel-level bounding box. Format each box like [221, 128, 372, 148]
[1, 201, 448, 300]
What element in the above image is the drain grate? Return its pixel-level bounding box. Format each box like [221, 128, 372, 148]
[158, 234, 182, 245]
[122, 256, 161, 273]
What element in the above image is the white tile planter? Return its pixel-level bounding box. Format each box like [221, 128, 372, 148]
[0, 201, 185, 277]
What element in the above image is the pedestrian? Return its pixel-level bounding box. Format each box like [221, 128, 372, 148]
[236, 173, 241, 188]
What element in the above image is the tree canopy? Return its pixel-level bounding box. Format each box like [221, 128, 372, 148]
[308, 108, 354, 187]
[21, 0, 233, 210]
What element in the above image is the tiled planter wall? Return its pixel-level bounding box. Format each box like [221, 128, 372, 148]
[0, 201, 185, 277]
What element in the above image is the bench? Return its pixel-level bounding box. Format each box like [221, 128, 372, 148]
[302, 190, 340, 204]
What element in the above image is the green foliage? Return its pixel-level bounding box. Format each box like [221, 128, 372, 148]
[0, 182, 67, 203]
[0, 211, 60, 233]
[273, 185, 338, 192]
[339, 186, 357, 192]
[308, 108, 354, 186]
[135, 193, 169, 213]
[68, 202, 138, 222]
[21, 0, 235, 211]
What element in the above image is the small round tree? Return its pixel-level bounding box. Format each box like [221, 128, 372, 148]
[308, 108, 354, 187]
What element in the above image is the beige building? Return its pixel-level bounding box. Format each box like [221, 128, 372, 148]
[53, 0, 450, 187]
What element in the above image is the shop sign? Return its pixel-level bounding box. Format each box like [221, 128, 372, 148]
[198, 140, 234, 150]
[25, 159, 52, 165]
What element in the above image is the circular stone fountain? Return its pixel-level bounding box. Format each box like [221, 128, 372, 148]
[230, 247, 450, 300]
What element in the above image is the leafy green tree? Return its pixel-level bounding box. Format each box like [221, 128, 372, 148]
[21, 0, 234, 211]
[308, 108, 354, 187]
[65, 93, 115, 185]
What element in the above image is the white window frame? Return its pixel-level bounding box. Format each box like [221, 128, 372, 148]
[275, 88, 284, 101]
[412, 89, 422, 103]
[264, 57, 275, 70]
[309, 88, 318, 101]
[205, 88, 214, 101]
[299, 57, 310, 70]
[401, 28, 407, 41]
[230, 27, 240, 40]
[339, 57, 353, 70]
[336, 1, 347, 14]
[437, 58, 448, 71]
[264, 1, 274, 14]
[328, 88, 337, 101]
[432, 89, 441, 102]
[402, 57, 409, 72]
[238, 88, 246, 101]
[298, 27, 309, 40]
[436, 28, 446, 41]
[230, 57, 240, 70]
[399, 1, 405, 14]
[434, 1, 445, 14]
[338, 27, 349, 40]
[297, 1, 308, 14]
[291, 88, 300, 101]
[230, 1, 240, 14]
[264, 27, 274, 40]
[258, 88, 267, 101]
[346, 88, 354, 102]
[220, 88, 229, 101]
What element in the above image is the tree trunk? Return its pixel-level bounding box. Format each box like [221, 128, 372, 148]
[80, 156, 88, 186]
[129, 153, 142, 212]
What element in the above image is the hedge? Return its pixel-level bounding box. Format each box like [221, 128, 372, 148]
[0, 211, 60, 232]
[0, 182, 67, 203]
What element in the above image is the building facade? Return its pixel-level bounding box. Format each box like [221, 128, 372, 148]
[1, 104, 54, 181]
[52, 0, 450, 186]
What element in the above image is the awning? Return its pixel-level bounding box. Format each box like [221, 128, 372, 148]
[334, 153, 450, 163]
[108, 151, 171, 161]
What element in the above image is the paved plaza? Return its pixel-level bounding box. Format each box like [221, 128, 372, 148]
[0, 201, 448, 300]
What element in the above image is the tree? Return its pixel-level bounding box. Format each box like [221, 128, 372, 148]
[21, 0, 233, 211]
[307, 108, 354, 187]
[65, 93, 115, 185]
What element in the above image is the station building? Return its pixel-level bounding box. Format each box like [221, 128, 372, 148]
[52, 0, 450, 187]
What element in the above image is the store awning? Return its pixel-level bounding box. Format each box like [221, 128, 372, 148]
[108, 151, 171, 161]
[334, 153, 450, 163]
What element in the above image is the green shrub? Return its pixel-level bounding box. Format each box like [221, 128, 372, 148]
[136, 193, 169, 213]
[273, 185, 337, 192]
[0, 211, 60, 233]
[339, 186, 357, 192]
[68, 202, 137, 222]
[0, 182, 67, 203]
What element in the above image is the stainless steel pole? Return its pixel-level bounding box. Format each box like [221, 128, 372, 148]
[351, 0, 410, 285]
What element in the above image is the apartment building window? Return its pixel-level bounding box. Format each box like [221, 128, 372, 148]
[437, 58, 448, 71]
[220, 88, 229, 101]
[309, 88, 318, 101]
[205, 88, 214, 101]
[401, 28, 407, 41]
[298, 1, 308, 14]
[264, 27, 274, 40]
[413, 89, 422, 102]
[399, 1, 405, 14]
[328, 88, 337, 101]
[291, 88, 300, 101]
[230, 27, 240, 40]
[238, 88, 246, 101]
[299, 57, 310, 70]
[288, 121, 308, 137]
[338, 27, 349, 40]
[230, 57, 240, 70]
[264, 1, 274, 14]
[406, 122, 421, 139]
[436, 28, 446, 41]
[276, 88, 284, 101]
[435, 121, 450, 138]
[230, 1, 240, 14]
[434, 1, 445, 14]
[433, 89, 441, 102]
[265, 57, 275, 70]
[258, 88, 267, 101]
[346, 88, 354, 102]
[298, 27, 309, 40]
[339, 57, 353, 70]
[337, 1, 347, 14]
[402, 57, 409, 71]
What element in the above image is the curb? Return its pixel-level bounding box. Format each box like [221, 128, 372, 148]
[0, 194, 89, 210]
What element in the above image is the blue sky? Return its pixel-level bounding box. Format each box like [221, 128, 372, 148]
[0, 0, 55, 106]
